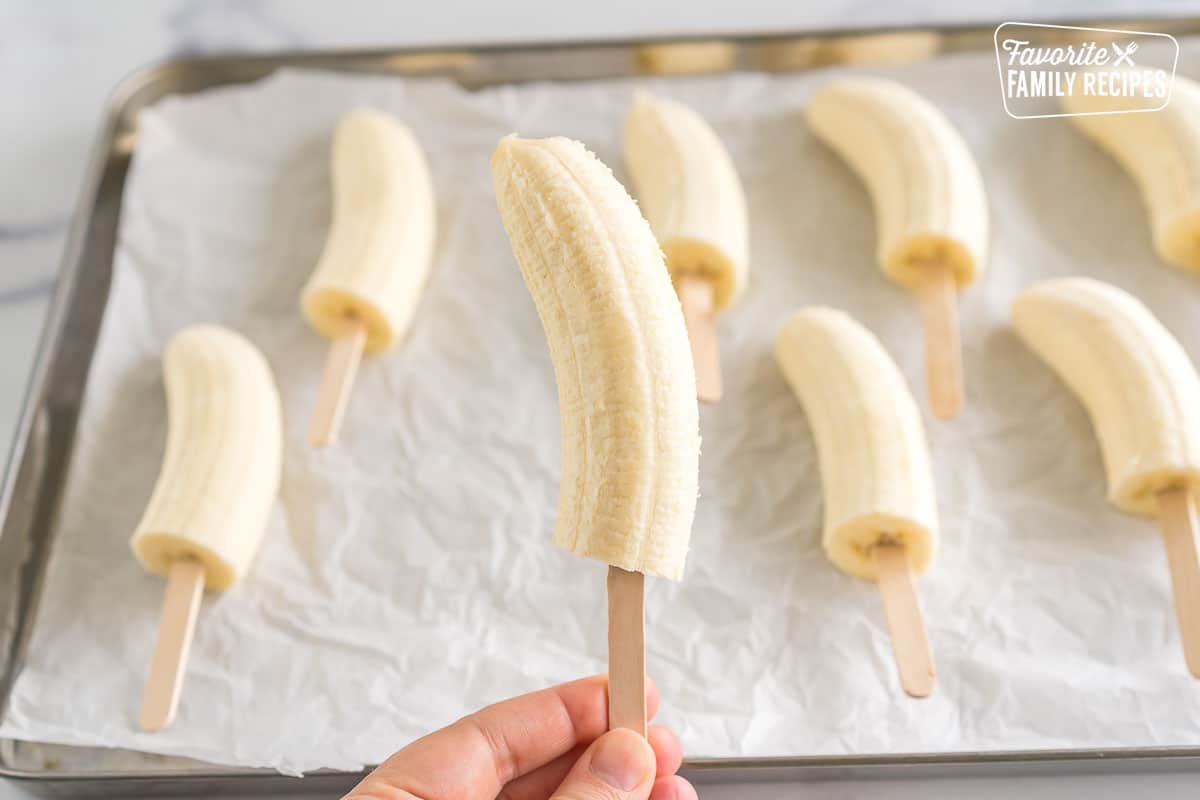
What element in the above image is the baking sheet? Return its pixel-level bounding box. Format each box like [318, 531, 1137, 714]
[3, 41, 1200, 775]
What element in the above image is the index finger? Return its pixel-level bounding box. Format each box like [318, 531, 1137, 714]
[346, 675, 660, 800]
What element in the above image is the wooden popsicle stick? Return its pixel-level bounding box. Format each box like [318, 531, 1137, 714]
[677, 276, 723, 405]
[874, 542, 936, 698]
[1157, 487, 1200, 678]
[307, 318, 368, 448]
[607, 566, 647, 736]
[140, 559, 206, 732]
[916, 265, 963, 420]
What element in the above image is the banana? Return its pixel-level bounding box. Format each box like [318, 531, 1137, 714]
[1012, 277, 1200, 515]
[775, 308, 938, 579]
[131, 325, 282, 591]
[806, 78, 988, 288]
[1061, 75, 1200, 271]
[633, 41, 736, 75]
[302, 109, 437, 353]
[491, 136, 700, 580]
[623, 91, 749, 312]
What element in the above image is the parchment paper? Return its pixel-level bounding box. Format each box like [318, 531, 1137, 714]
[3, 41, 1200, 774]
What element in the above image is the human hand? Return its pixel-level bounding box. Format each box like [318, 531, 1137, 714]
[343, 675, 696, 800]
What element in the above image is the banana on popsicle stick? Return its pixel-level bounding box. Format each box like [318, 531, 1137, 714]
[1013, 278, 1200, 677]
[303, 110, 436, 447]
[807, 79, 988, 419]
[133, 326, 282, 730]
[625, 92, 749, 404]
[492, 136, 700, 733]
[1061, 74, 1200, 272]
[776, 308, 938, 697]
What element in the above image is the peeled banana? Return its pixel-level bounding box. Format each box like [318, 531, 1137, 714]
[1062, 75, 1200, 271]
[1012, 277, 1200, 515]
[491, 135, 700, 580]
[302, 109, 437, 353]
[775, 308, 938, 579]
[806, 78, 988, 288]
[624, 91, 749, 311]
[131, 325, 283, 591]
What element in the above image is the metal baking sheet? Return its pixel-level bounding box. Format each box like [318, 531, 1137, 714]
[4, 16, 1200, 796]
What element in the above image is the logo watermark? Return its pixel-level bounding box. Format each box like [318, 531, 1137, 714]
[994, 22, 1178, 119]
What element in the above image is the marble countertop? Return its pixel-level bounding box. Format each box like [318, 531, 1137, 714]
[3, 1, 1200, 797]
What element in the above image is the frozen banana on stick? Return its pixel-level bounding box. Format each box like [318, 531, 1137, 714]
[492, 136, 700, 734]
[133, 325, 282, 730]
[776, 308, 938, 697]
[303, 110, 436, 446]
[624, 91, 749, 403]
[1062, 74, 1200, 272]
[807, 78, 988, 419]
[1013, 278, 1200, 678]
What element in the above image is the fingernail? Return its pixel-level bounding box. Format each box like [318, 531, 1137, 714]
[590, 729, 653, 791]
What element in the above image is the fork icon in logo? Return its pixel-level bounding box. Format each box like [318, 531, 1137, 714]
[1111, 41, 1139, 67]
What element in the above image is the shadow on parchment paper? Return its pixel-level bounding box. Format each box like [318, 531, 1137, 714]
[975, 324, 1144, 562]
[987, 112, 1161, 284]
[88, 354, 166, 562]
[751, 109, 884, 305]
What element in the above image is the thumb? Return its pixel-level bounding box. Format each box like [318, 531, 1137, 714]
[551, 727, 657, 799]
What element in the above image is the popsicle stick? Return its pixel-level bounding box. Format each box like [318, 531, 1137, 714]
[916, 265, 962, 420]
[678, 276, 723, 404]
[875, 543, 936, 698]
[307, 318, 367, 448]
[1157, 487, 1200, 678]
[140, 559, 206, 732]
[607, 566, 647, 736]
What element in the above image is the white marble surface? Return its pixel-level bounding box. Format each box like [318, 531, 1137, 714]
[3, 0, 1200, 797]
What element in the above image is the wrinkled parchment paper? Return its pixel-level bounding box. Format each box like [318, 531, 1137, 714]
[3, 42, 1200, 774]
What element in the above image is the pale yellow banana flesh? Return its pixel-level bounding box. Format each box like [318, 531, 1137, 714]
[775, 308, 938, 581]
[1012, 278, 1200, 516]
[776, 307, 938, 696]
[1013, 277, 1200, 677]
[491, 135, 700, 581]
[1062, 75, 1200, 272]
[131, 325, 283, 592]
[624, 91, 749, 311]
[806, 78, 988, 289]
[302, 109, 437, 354]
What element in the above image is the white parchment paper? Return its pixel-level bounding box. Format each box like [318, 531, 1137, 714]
[3, 42, 1200, 774]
